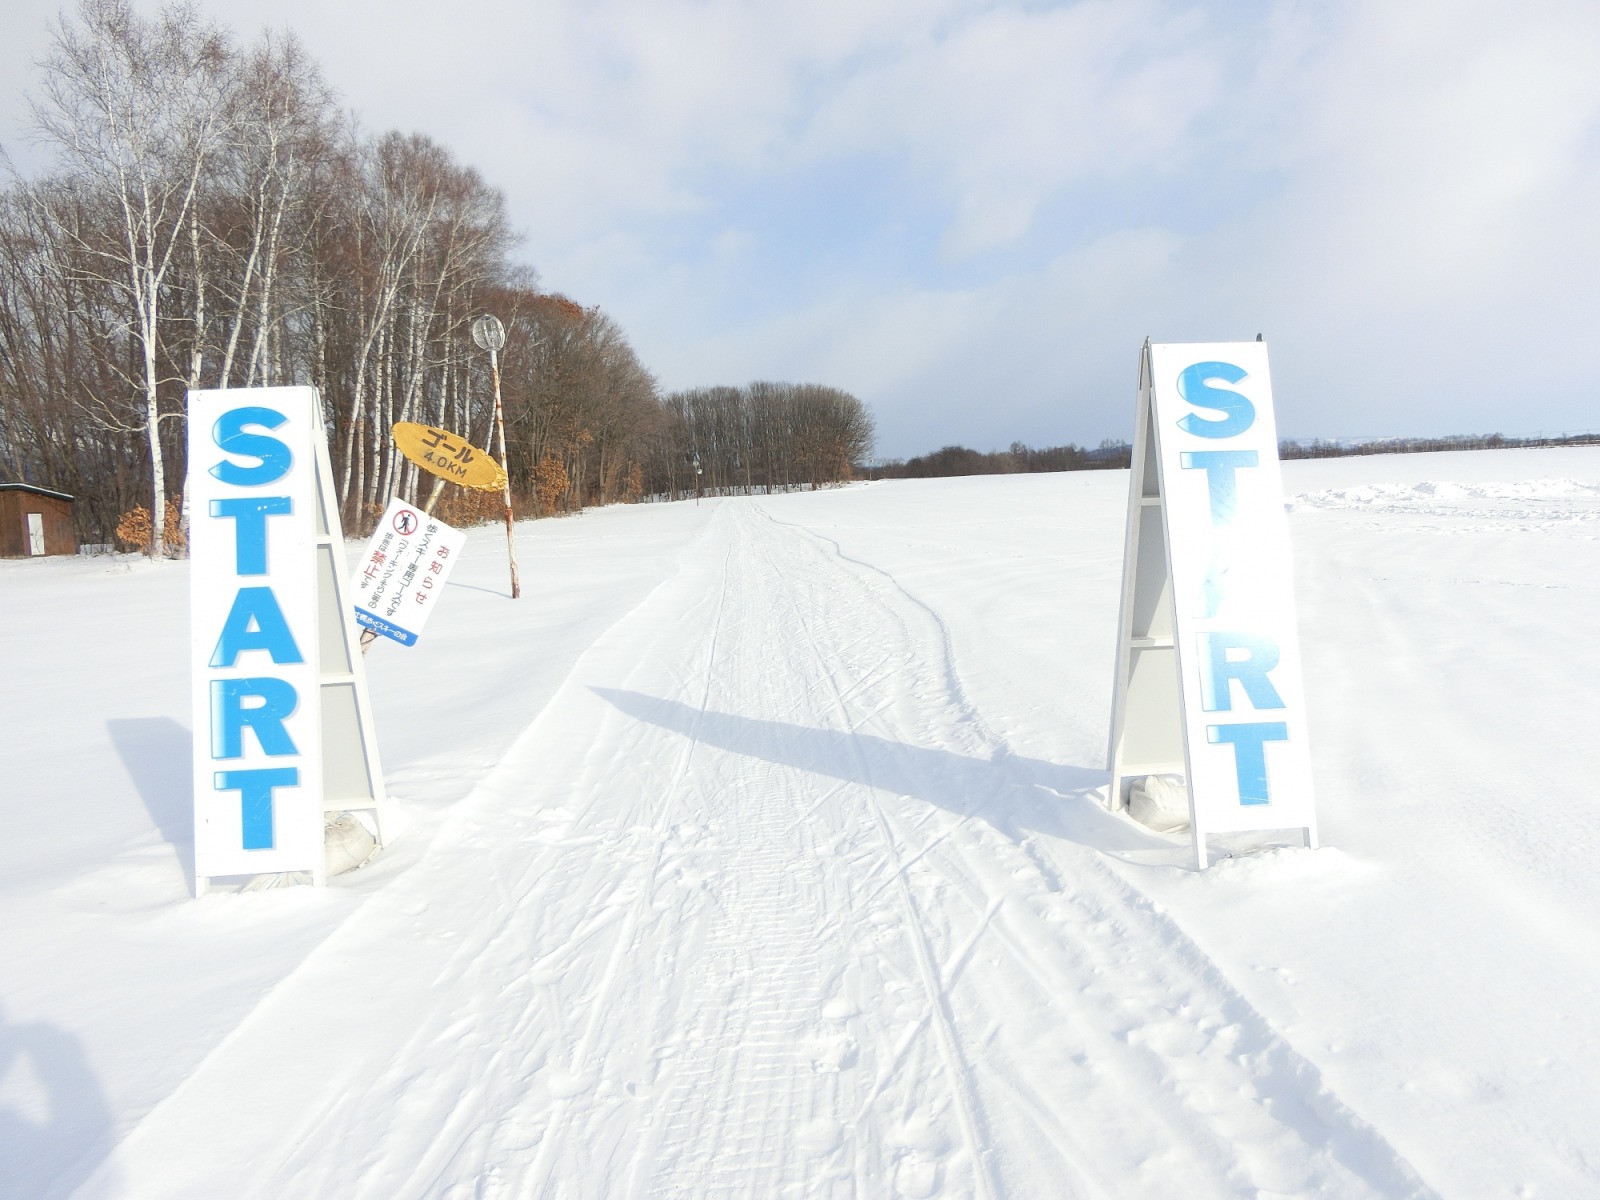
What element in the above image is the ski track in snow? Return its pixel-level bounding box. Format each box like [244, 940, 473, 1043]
[75, 499, 1439, 1199]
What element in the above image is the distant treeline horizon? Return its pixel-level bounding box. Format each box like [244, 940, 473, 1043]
[864, 430, 1600, 481]
[865, 440, 1133, 480]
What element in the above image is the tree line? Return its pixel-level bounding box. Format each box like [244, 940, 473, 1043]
[867, 440, 1132, 480]
[865, 427, 1600, 483]
[0, 0, 873, 552]
[648, 383, 875, 501]
[1278, 431, 1600, 459]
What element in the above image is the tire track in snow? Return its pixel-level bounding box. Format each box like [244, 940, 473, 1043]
[331, 495, 1434, 1199]
[420, 501, 862, 1197]
[520, 530, 743, 1197]
[106, 494, 1439, 1199]
[620, 512, 861, 1197]
[743, 500, 1438, 1199]
[70, 513, 736, 1200]
[278, 520, 745, 1199]
[746, 501, 1119, 1197]
[418, 508, 772, 1196]
[753, 508, 1002, 1200]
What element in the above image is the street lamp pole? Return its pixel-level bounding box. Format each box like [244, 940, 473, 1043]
[472, 313, 520, 599]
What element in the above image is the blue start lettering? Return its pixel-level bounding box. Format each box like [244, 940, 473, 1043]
[211, 676, 300, 759]
[1180, 450, 1258, 525]
[211, 407, 292, 486]
[210, 586, 304, 667]
[1207, 721, 1288, 805]
[204, 401, 309, 856]
[213, 768, 298, 850]
[1176, 361, 1254, 439]
[209, 496, 292, 574]
[1200, 631, 1285, 712]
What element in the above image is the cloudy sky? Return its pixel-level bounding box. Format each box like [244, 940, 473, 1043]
[5, 0, 1599, 458]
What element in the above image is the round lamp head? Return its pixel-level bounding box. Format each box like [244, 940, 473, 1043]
[471, 314, 506, 352]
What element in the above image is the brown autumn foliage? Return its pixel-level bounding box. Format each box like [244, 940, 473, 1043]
[114, 499, 185, 553]
[432, 486, 501, 526]
[621, 462, 644, 503]
[533, 453, 570, 514]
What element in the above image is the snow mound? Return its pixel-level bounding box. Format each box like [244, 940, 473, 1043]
[324, 812, 378, 877]
[1286, 477, 1600, 523]
[1128, 774, 1191, 833]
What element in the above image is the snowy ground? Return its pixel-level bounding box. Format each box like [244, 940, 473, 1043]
[3, 447, 1599, 1198]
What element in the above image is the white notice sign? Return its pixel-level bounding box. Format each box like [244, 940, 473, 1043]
[351, 498, 467, 646]
[1108, 340, 1317, 867]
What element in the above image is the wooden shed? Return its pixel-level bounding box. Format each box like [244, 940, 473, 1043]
[0, 483, 77, 557]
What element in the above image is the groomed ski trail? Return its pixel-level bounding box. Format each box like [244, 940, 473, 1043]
[79, 498, 1436, 1199]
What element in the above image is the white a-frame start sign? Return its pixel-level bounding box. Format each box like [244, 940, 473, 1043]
[188, 386, 388, 895]
[1108, 340, 1317, 867]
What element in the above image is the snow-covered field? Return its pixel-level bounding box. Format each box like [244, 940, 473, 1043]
[4, 447, 1599, 1199]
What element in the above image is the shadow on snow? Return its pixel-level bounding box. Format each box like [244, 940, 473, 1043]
[592, 687, 1165, 854]
[106, 717, 196, 892]
[0, 1000, 115, 1200]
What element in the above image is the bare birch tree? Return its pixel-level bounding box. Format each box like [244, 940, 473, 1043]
[211, 31, 336, 390]
[1, 4, 876, 543]
[30, 0, 234, 555]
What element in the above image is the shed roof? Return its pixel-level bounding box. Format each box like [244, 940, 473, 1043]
[0, 482, 75, 503]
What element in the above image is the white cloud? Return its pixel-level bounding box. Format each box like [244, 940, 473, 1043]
[630, 0, 1600, 452]
[795, 0, 1231, 257]
[5, 0, 1600, 454]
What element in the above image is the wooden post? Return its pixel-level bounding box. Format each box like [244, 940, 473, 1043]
[422, 476, 446, 515]
[489, 346, 520, 599]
